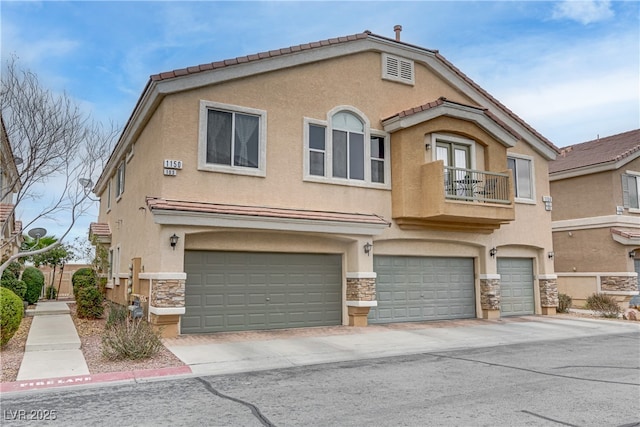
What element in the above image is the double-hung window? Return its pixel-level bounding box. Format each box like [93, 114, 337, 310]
[304, 109, 389, 188]
[622, 173, 640, 210]
[116, 161, 125, 198]
[507, 155, 534, 201]
[198, 101, 267, 176]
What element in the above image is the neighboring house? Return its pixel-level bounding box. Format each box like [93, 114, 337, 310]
[0, 115, 23, 261]
[549, 129, 640, 308]
[91, 28, 560, 337]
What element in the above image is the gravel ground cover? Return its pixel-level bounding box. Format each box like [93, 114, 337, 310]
[0, 302, 185, 383]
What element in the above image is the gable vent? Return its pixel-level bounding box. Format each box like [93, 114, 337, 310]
[382, 53, 414, 85]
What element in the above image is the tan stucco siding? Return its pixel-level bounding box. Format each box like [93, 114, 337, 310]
[553, 227, 629, 272]
[551, 157, 640, 221]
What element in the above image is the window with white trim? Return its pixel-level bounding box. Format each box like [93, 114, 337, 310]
[382, 53, 414, 85]
[507, 155, 534, 201]
[116, 161, 125, 198]
[106, 179, 111, 210]
[304, 109, 389, 187]
[622, 173, 640, 209]
[198, 100, 267, 176]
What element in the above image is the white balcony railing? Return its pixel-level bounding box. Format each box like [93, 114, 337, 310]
[444, 167, 510, 204]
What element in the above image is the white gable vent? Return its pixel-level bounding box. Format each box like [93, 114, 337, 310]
[382, 53, 414, 85]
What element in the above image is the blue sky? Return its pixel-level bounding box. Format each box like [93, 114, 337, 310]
[1, 0, 639, 249]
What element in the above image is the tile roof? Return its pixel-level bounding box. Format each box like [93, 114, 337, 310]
[146, 197, 390, 226]
[0, 203, 14, 223]
[89, 222, 111, 237]
[611, 227, 640, 240]
[150, 32, 372, 82]
[383, 97, 522, 140]
[549, 129, 640, 174]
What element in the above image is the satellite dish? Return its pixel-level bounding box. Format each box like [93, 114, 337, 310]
[78, 178, 93, 189]
[27, 228, 47, 239]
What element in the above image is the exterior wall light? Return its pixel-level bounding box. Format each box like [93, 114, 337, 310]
[364, 242, 373, 255]
[169, 233, 179, 250]
[548, 251, 555, 259]
[630, 250, 636, 258]
[489, 247, 497, 258]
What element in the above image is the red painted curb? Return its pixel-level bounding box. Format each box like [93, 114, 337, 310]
[0, 366, 192, 393]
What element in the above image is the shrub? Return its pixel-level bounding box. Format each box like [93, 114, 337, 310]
[585, 293, 622, 318]
[1, 271, 27, 300]
[102, 317, 163, 360]
[72, 268, 95, 284]
[72, 275, 96, 299]
[557, 293, 572, 313]
[76, 286, 104, 319]
[22, 267, 45, 305]
[5, 262, 22, 279]
[0, 287, 24, 346]
[44, 285, 57, 300]
[105, 302, 129, 328]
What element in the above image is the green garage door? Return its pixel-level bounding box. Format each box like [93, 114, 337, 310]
[498, 258, 535, 316]
[369, 256, 476, 323]
[182, 251, 342, 334]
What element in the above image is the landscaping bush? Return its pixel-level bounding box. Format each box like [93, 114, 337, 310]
[76, 286, 104, 319]
[22, 267, 45, 305]
[105, 302, 129, 328]
[585, 293, 622, 318]
[72, 267, 95, 283]
[5, 262, 22, 279]
[72, 275, 96, 299]
[557, 293, 572, 313]
[44, 285, 57, 300]
[0, 287, 24, 347]
[1, 271, 27, 300]
[102, 317, 163, 360]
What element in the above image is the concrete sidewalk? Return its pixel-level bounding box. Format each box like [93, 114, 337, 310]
[17, 301, 89, 381]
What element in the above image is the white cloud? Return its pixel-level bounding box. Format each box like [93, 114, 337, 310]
[551, 0, 614, 25]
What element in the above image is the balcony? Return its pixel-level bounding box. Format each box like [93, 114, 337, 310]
[393, 161, 515, 233]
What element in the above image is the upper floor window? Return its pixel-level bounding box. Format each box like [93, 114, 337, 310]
[622, 173, 640, 210]
[304, 108, 389, 188]
[198, 100, 267, 177]
[507, 155, 534, 201]
[106, 179, 112, 210]
[116, 161, 125, 198]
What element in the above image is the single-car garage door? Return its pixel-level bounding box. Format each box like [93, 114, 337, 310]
[498, 258, 534, 316]
[369, 256, 476, 323]
[182, 251, 342, 334]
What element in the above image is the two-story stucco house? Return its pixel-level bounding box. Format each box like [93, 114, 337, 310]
[549, 129, 640, 308]
[90, 29, 560, 337]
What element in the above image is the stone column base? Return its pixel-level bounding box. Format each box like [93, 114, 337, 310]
[541, 307, 556, 316]
[150, 313, 180, 338]
[347, 306, 371, 327]
[482, 309, 500, 320]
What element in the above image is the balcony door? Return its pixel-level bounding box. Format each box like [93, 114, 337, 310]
[437, 141, 470, 195]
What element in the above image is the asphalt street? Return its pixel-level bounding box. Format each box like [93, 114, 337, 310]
[2, 330, 639, 427]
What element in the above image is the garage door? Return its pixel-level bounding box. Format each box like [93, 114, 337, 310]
[498, 258, 534, 316]
[369, 256, 476, 323]
[182, 251, 342, 334]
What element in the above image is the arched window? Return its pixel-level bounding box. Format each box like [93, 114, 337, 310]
[331, 112, 365, 180]
[304, 107, 389, 187]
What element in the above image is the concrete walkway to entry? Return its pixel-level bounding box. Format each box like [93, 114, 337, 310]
[17, 301, 89, 381]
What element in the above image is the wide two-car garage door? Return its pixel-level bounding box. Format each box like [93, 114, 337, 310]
[182, 251, 342, 334]
[498, 258, 535, 316]
[369, 256, 476, 323]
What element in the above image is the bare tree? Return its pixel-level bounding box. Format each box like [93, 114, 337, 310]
[0, 56, 118, 275]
